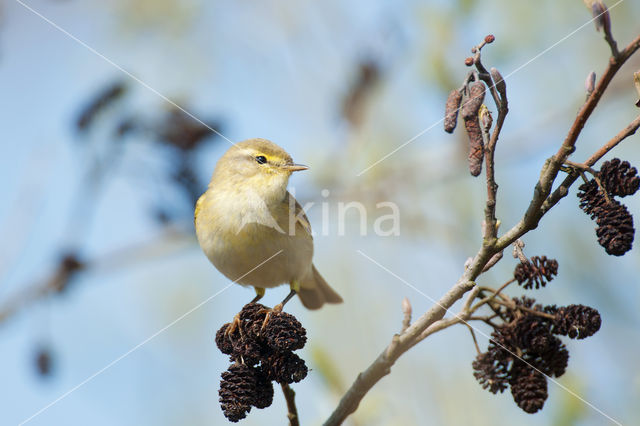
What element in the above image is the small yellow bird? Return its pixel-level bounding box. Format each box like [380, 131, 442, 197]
[194, 138, 343, 311]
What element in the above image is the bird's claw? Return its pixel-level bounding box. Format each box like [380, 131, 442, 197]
[225, 313, 244, 341]
[258, 303, 282, 332]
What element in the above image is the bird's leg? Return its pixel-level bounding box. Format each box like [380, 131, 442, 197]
[251, 287, 266, 304]
[273, 288, 297, 312]
[227, 287, 266, 339]
[261, 281, 299, 330]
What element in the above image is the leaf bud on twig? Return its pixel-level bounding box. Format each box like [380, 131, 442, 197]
[490, 68, 507, 102]
[591, 1, 611, 34]
[480, 105, 493, 133]
[585, 71, 596, 96]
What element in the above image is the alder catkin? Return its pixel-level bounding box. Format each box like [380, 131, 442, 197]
[465, 116, 484, 177]
[462, 82, 485, 119]
[444, 89, 463, 133]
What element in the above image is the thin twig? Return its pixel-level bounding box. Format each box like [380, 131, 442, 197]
[468, 281, 514, 317]
[585, 114, 640, 167]
[469, 291, 506, 320]
[468, 313, 500, 322]
[491, 299, 556, 320]
[494, 278, 516, 297]
[462, 285, 482, 314]
[465, 323, 482, 355]
[564, 159, 598, 176]
[281, 384, 300, 426]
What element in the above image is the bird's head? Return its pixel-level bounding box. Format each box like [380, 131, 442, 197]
[210, 138, 308, 201]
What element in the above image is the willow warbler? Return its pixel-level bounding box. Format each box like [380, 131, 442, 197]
[194, 138, 342, 310]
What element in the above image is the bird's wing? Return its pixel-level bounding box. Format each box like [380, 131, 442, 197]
[284, 191, 312, 236]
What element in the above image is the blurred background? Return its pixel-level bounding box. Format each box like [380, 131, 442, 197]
[2, 0, 640, 425]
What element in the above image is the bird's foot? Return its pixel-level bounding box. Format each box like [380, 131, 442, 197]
[225, 313, 244, 341]
[258, 303, 284, 331]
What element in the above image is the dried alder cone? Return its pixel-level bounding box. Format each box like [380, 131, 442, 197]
[473, 296, 601, 414]
[514, 256, 558, 290]
[550, 304, 602, 340]
[219, 363, 265, 422]
[577, 158, 638, 256]
[598, 158, 640, 197]
[215, 303, 308, 422]
[510, 371, 548, 414]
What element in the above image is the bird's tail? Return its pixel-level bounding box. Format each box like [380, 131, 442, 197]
[297, 265, 343, 310]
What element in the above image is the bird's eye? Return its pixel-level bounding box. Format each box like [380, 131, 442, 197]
[255, 155, 267, 164]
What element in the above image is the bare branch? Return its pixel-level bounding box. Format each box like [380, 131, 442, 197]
[585, 114, 640, 167]
[465, 323, 482, 355]
[281, 384, 300, 426]
[0, 229, 192, 326]
[495, 35, 640, 251]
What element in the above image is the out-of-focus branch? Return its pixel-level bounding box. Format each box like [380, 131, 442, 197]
[0, 229, 194, 326]
[0, 255, 83, 324]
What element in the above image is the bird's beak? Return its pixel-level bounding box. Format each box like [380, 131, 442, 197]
[282, 163, 309, 172]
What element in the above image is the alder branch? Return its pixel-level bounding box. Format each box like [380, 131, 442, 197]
[539, 114, 640, 216]
[325, 29, 640, 426]
[585, 114, 640, 167]
[281, 384, 300, 426]
[496, 33, 640, 250]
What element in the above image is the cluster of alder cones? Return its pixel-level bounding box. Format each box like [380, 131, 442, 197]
[473, 258, 601, 413]
[215, 303, 308, 422]
[578, 158, 639, 256]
